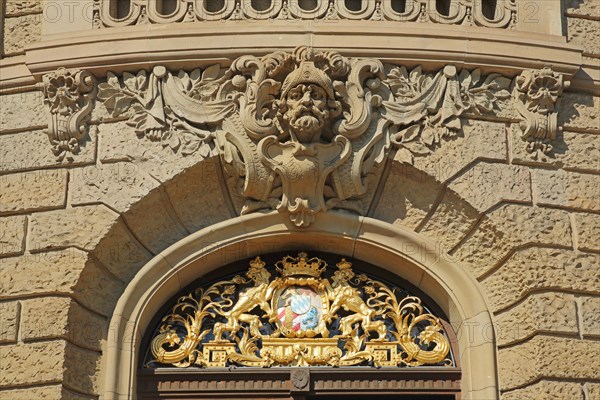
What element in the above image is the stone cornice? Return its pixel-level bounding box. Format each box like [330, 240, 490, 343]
[23, 21, 581, 79]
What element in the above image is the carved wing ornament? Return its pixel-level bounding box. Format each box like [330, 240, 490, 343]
[145, 253, 454, 368]
[41, 47, 567, 226]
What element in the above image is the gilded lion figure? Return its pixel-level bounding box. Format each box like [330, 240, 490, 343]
[213, 257, 277, 341]
[324, 259, 387, 341]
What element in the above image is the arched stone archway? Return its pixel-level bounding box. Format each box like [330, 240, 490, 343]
[101, 212, 498, 400]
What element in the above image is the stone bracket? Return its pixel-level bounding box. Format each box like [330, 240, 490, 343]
[41, 67, 97, 162]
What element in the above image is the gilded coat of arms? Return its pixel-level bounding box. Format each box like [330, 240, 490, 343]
[148, 253, 452, 368]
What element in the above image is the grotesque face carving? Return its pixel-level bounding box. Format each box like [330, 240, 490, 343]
[283, 83, 330, 143]
[275, 62, 341, 144]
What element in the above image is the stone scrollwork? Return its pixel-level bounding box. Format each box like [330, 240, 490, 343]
[514, 67, 566, 161]
[95, 46, 514, 226]
[147, 253, 453, 368]
[42, 68, 97, 161]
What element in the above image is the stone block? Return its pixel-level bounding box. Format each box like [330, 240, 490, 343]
[63, 343, 101, 395]
[480, 249, 599, 312]
[0, 91, 46, 133]
[448, 162, 531, 212]
[501, 380, 583, 400]
[29, 205, 152, 281]
[455, 205, 572, 277]
[559, 93, 600, 133]
[568, 17, 600, 57]
[29, 205, 119, 252]
[1, 14, 41, 56]
[0, 385, 91, 400]
[0, 340, 101, 395]
[0, 301, 20, 344]
[511, 128, 600, 172]
[495, 292, 578, 346]
[419, 190, 479, 253]
[534, 169, 600, 212]
[498, 336, 600, 391]
[0, 341, 64, 387]
[564, 0, 600, 18]
[5, 0, 43, 16]
[413, 119, 508, 183]
[580, 296, 600, 338]
[589, 383, 600, 400]
[0, 215, 26, 257]
[370, 163, 443, 230]
[0, 169, 68, 215]
[98, 120, 211, 183]
[560, 131, 600, 173]
[123, 189, 188, 255]
[165, 157, 233, 233]
[0, 130, 97, 173]
[0, 249, 125, 316]
[70, 162, 160, 213]
[20, 297, 106, 351]
[575, 212, 600, 252]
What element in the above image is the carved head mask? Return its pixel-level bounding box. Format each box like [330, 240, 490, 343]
[276, 61, 341, 144]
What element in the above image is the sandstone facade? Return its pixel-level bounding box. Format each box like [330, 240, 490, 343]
[1, 0, 598, 399]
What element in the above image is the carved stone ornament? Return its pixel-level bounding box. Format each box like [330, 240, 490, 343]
[95, 46, 517, 226]
[42, 68, 97, 161]
[147, 253, 453, 368]
[514, 67, 566, 161]
[94, 0, 517, 29]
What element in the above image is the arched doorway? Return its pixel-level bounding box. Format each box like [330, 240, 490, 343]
[138, 251, 461, 399]
[102, 212, 498, 399]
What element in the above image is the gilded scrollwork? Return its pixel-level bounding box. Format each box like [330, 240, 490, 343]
[147, 253, 453, 369]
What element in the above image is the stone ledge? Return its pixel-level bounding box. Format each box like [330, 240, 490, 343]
[26, 21, 582, 80]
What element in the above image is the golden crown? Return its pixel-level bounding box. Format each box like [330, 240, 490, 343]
[276, 252, 327, 278]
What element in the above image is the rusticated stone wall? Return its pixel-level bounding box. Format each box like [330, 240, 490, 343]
[1, 2, 599, 400]
[1, 0, 42, 58]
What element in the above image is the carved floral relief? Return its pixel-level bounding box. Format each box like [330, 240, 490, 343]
[41, 48, 566, 226]
[42, 68, 97, 161]
[89, 46, 517, 226]
[513, 67, 566, 161]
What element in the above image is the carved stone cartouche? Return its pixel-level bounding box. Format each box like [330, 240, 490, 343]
[87, 47, 564, 226]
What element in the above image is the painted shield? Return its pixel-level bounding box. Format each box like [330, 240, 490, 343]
[277, 286, 323, 335]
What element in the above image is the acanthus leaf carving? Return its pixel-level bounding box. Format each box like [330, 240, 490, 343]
[92, 47, 559, 227]
[42, 68, 97, 161]
[513, 67, 566, 161]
